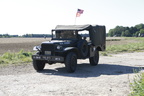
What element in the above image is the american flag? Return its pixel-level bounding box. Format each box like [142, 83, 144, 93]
[76, 9, 84, 17]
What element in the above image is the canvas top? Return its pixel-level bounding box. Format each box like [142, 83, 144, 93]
[52, 24, 92, 31]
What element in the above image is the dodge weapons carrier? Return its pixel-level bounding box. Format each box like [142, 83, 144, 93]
[32, 24, 106, 73]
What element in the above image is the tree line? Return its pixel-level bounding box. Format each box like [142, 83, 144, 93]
[0, 34, 51, 38]
[0, 34, 18, 38]
[1, 24, 144, 38]
[22, 34, 51, 38]
[107, 23, 144, 37]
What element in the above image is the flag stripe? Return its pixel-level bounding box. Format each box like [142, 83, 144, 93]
[77, 9, 84, 14]
[76, 9, 84, 17]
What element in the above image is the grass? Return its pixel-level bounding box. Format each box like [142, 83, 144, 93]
[106, 42, 144, 53]
[100, 37, 144, 56]
[0, 49, 32, 65]
[129, 72, 144, 96]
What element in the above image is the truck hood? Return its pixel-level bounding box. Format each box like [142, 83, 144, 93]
[42, 40, 72, 45]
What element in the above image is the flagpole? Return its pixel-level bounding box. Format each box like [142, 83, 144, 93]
[74, 8, 83, 25]
[74, 9, 77, 25]
[74, 17, 77, 25]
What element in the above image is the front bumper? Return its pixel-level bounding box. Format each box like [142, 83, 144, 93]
[32, 55, 64, 62]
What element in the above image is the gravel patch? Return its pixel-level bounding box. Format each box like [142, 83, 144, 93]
[0, 52, 144, 96]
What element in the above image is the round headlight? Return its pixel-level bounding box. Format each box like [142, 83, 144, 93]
[57, 45, 62, 50]
[33, 46, 41, 51]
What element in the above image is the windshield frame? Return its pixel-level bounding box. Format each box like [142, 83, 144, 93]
[52, 30, 78, 40]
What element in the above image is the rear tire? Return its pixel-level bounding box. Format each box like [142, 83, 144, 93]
[33, 60, 45, 71]
[65, 52, 77, 73]
[89, 50, 99, 66]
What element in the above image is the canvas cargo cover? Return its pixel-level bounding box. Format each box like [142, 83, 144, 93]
[52, 24, 91, 31]
[89, 25, 106, 46]
[52, 24, 106, 47]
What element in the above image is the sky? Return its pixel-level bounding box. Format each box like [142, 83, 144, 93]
[0, 0, 144, 35]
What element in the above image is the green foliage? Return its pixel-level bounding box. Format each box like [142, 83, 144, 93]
[106, 42, 144, 54]
[103, 37, 144, 54]
[121, 30, 131, 37]
[135, 24, 144, 30]
[140, 29, 144, 34]
[0, 49, 32, 65]
[100, 52, 108, 56]
[108, 23, 144, 37]
[129, 72, 144, 96]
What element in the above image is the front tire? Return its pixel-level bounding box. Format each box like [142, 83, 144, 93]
[89, 50, 99, 66]
[65, 52, 77, 73]
[77, 40, 88, 58]
[33, 60, 45, 71]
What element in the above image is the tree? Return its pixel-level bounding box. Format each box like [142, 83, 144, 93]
[121, 30, 131, 37]
[121, 31, 125, 37]
[140, 29, 144, 34]
[135, 24, 144, 30]
[134, 31, 140, 37]
[129, 27, 137, 35]
[114, 26, 123, 36]
[108, 29, 115, 37]
[140, 29, 144, 37]
[125, 30, 131, 37]
[108, 23, 144, 37]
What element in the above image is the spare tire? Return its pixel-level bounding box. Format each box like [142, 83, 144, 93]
[77, 40, 88, 58]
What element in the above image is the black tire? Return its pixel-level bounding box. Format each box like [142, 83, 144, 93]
[65, 52, 77, 73]
[89, 50, 99, 66]
[48, 62, 54, 65]
[33, 60, 45, 71]
[77, 40, 88, 58]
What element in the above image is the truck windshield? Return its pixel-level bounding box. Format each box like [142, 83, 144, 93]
[52, 31, 77, 40]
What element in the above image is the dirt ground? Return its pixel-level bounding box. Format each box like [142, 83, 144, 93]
[0, 38, 47, 54]
[0, 52, 144, 96]
[0, 37, 138, 54]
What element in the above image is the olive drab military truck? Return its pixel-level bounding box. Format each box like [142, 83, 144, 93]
[32, 24, 106, 73]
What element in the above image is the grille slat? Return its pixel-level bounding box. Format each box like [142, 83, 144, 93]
[41, 44, 55, 55]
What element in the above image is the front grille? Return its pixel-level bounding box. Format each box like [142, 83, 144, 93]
[41, 44, 55, 55]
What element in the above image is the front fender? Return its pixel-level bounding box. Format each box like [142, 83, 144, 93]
[64, 47, 79, 57]
[63, 47, 79, 57]
[64, 47, 77, 51]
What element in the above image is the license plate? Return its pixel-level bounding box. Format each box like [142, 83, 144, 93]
[45, 51, 51, 55]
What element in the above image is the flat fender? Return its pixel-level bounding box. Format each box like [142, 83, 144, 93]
[64, 47, 78, 51]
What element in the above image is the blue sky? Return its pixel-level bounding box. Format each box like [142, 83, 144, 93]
[0, 0, 144, 35]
